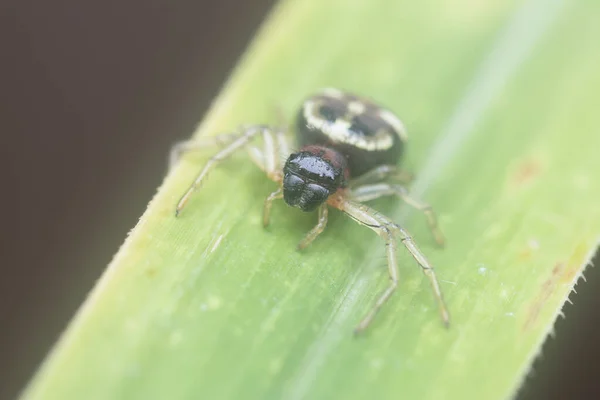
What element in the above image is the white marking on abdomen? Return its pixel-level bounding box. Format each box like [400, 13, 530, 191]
[303, 101, 394, 151]
[379, 109, 408, 142]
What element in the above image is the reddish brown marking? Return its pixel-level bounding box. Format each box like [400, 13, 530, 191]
[326, 188, 348, 209]
[510, 158, 542, 188]
[518, 240, 539, 260]
[522, 262, 565, 332]
[300, 144, 351, 183]
[522, 243, 591, 331]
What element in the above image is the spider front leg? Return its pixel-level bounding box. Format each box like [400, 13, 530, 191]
[349, 182, 445, 246]
[169, 133, 239, 170]
[328, 196, 449, 334]
[297, 204, 328, 250]
[262, 129, 293, 227]
[175, 125, 279, 216]
[263, 188, 283, 227]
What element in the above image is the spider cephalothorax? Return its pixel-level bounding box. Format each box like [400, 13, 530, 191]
[172, 88, 449, 334]
[282, 145, 349, 212]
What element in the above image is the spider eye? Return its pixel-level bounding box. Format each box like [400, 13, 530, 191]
[283, 173, 329, 212]
[282, 173, 304, 194]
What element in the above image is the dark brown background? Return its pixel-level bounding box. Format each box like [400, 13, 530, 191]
[0, 1, 598, 399]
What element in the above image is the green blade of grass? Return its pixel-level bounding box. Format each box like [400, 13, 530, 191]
[23, 0, 600, 399]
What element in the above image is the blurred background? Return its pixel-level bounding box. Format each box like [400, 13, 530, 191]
[0, 1, 598, 399]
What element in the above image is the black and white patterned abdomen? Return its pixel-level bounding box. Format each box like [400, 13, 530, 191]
[296, 88, 407, 177]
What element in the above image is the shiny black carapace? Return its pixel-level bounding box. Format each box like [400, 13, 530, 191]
[172, 88, 449, 333]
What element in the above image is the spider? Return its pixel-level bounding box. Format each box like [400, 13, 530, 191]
[171, 88, 449, 333]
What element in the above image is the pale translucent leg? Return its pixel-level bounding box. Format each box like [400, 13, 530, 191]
[349, 183, 445, 246]
[297, 204, 329, 250]
[175, 125, 282, 216]
[348, 165, 414, 188]
[169, 133, 239, 170]
[330, 197, 449, 333]
[260, 125, 284, 182]
[276, 129, 291, 164]
[263, 188, 283, 227]
[261, 128, 294, 227]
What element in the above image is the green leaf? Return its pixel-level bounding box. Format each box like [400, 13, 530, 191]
[23, 0, 600, 399]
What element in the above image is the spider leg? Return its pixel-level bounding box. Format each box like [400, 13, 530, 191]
[349, 183, 445, 246]
[348, 165, 414, 188]
[263, 188, 283, 227]
[328, 196, 449, 333]
[262, 125, 284, 182]
[175, 125, 269, 216]
[297, 204, 328, 250]
[275, 128, 291, 163]
[169, 133, 239, 170]
[261, 128, 293, 227]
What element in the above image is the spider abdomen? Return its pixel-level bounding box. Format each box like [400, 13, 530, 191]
[296, 88, 407, 177]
